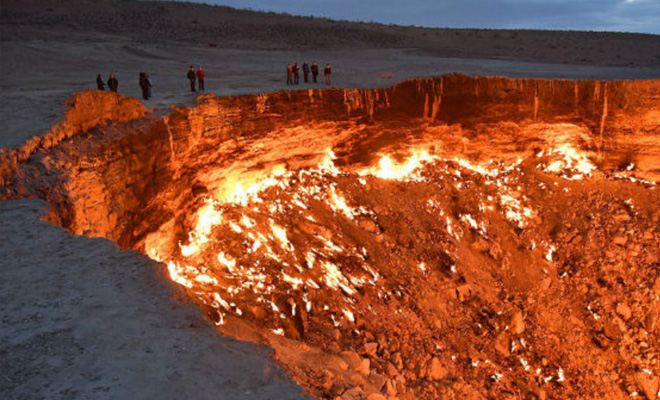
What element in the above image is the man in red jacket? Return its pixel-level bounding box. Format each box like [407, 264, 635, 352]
[197, 66, 205, 91]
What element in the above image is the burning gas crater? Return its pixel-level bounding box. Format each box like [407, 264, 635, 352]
[140, 142, 658, 399]
[5, 77, 658, 399]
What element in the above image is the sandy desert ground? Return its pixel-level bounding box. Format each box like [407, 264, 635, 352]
[1, 1, 660, 399]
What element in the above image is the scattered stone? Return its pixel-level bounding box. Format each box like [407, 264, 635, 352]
[614, 214, 631, 222]
[361, 342, 378, 357]
[360, 219, 380, 234]
[635, 372, 660, 400]
[616, 303, 632, 321]
[342, 386, 365, 400]
[349, 373, 367, 387]
[455, 284, 472, 302]
[369, 372, 387, 391]
[511, 311, 525, 334]
[427, 357, 448, 380]
[613, 236, 628, 246]
[385, 379, 397, 396]
[494, 332, 511, 356]
[341, 350, 363, 371]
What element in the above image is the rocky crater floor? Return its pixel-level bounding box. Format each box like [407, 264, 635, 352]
[2, 74, 660, 400]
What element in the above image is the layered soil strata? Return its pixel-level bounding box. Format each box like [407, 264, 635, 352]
[2, 74, 660, 399]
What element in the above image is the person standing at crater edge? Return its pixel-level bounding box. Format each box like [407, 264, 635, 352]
[197, 66, 205, 91]
[286, 63, 294, 86]
[324, 64, 332, 86]
[145, 74, 152, 99]
[96, 74, 105, 90]
[139, 72, 148, 100]
[293, 62, 300, 85]
[187, 65, 196, 92]
[311, 62, 319, 83]
[107, 74, 119, 92]
[302, 61, 310, 83]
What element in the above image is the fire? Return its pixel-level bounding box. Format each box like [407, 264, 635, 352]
[359, 151, 434, 181]
[146, 141, 610, 350]
[537, 144, 596, 180]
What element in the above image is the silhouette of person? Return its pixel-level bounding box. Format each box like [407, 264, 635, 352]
[197, 66, 205, 91]
[286, 63, 293, 86]
[96, 74, 105, 90]
[293, 62, 300, 85]
[187, 65, 196, 92]
[139, 72, 148, 99]
[107, 74, 119, 92]
[302, 61, 310, 83]
[324, 64, 332, 85]
[146, 74, 152, 99]
[311, 62, 319, 83]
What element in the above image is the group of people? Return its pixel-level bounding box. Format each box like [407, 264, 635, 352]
[95, 66, 206, 99]
[96, 74, 119, 92]
[286, 62, 331, 86]
[95, 61, 334, 99]
[187, 65, 205, 92]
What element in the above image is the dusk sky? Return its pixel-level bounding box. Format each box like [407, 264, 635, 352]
[182, 0, 660, 34]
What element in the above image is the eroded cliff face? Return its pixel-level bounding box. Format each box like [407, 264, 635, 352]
[2, 74, 660, 400]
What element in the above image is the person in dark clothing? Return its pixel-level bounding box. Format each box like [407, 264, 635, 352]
[187, 65, 196, 92]
[302, 62, 310, 83]
[107, 74, 119, 92]
[324, 64, 332, 85]
[139, 72, 148, 100]
[311, 62, 319, 83]
[293, 62, 300, 85]
[196, 66, 205, 91]
[286, 63, 293, 86]
[96, 74, 105, 90]
[146, 74, 152, 99]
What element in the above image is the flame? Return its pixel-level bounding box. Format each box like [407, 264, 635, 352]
[537, 144, 596, 180]
[360, 151, 434, 181]
[145, 140, 613, 346]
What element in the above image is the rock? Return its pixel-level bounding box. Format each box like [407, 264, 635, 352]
[455, 284, 471, 302]
[341, 350, 363, 370]
[604, 321, 624, 341]
[342, 387, 365, 400]
[359, 358, 371, 375]
[369, 372, 387, 391]
[635, 372, 660, 400]
[385, 379, 397, 396]
[613, 236, 628, 246]
[361, 342, 378, 357]
[359, 219, 380, 234]
[614, 213, 631, 222]
[367, 394, 387, 400]
[321, 369, 336, 390]
[494, 332, 511, 356]
[385, 362, 398, 377]
[349, 373, 367, 386]
[511, 311, 525, 334]
[427, 357, 448, 380]
[616, 303, 632, 320]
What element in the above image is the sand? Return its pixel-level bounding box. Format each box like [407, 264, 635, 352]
[1, 0, 660, 399]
